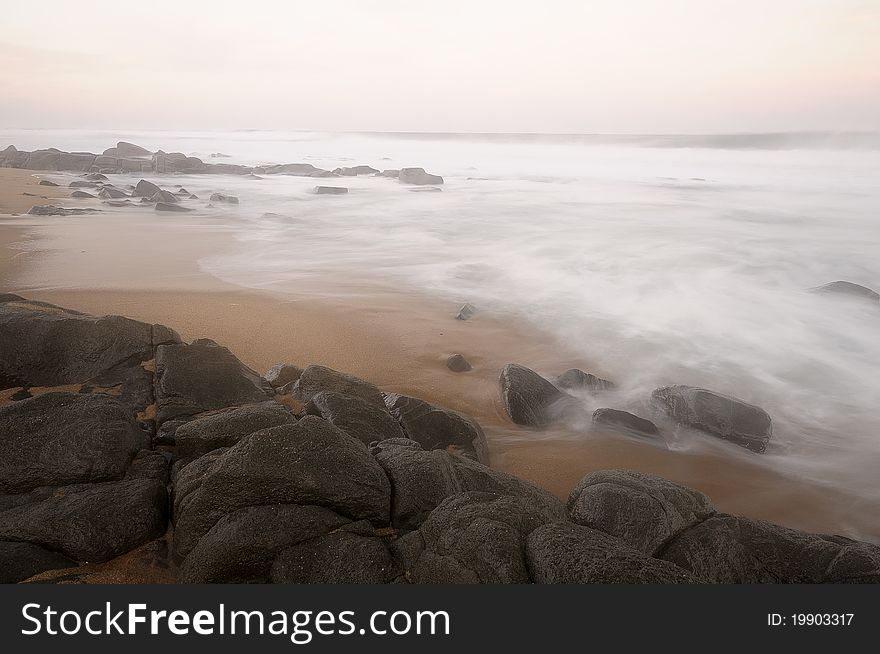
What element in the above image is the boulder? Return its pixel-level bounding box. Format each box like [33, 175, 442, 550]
[288, 365, 385, 409]
[155, 202, 192, 212]
[592, 408, 659, 437]
[150, 190, 179, 203]
[264, 362, 303, 389]
[0, 392, 148, 494]
[651, 385, 772, 453]
[132, 179, 161, 197]
[811, 280, 879, 304]
[0, 541, 76, 584]
[500, 363, 576, 427]
[371, 439, 563, 531]
[0, 478, 168, 562]
[659, 514, 880, 583]
[174, 402, 295, 459]
[70, 190, 96, 198]
[304, 391, 404, 445]
[446, 353, 472, 372]
[172, 416, 391, 559]
[556, 368, 615, 392]
[384, 393, 489, 463]
[314, 186, 348, 195]
[153, 340, 273, 424]
[526, 522, 697, 583]
[567, 470, 714, 555]
[399, 167, 444, 185]
[209, 192, 239, 204]
[98, 186, 129, 199]
[395, 492, 558, 583]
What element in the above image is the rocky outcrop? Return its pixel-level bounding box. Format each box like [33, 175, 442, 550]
[500, 363, 576, 427]
[399, 167, 444, 185]
[651, 385, 772, 453]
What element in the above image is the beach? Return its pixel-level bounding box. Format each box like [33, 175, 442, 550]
[3, 163, 878, 546]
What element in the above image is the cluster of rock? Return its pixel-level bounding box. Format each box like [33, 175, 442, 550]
[1, 294, 877, 584]
[499, 363, 774, 453]
[1, 141, 445, 187]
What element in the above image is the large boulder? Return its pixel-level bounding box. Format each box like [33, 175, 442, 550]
[371, 439, 563, 531]
[526, 522, 697, 583]
[500, 363, 576, 427]
[399, 167, 444, 185]
[658, 514, 880, 583]
[304, 391, 404, 445]
[651, 385, 772, 453]
[288, 365, 385, 409]
[173, 401, 295, 459]
[395, 492, 559, 583]
[153, 340, 273, 424]
[172, 416, 391, 559]
[0, 393, 149, 494]
[0, 478, 168, 562]
[384, 393, 489, 463]
[567, 470, 714, 555]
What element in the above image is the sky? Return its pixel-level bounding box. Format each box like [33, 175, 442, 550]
[1, 0, 878, 133]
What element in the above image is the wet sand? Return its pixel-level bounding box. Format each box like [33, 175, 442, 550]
[3, 169, 878, 544]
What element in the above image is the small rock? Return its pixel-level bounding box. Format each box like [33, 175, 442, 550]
[314, 186, 348, 195]
[592, 408, 659, 437]
[455, 303, 476, 320]
[446, 353, 472, 372]
[209, 192, 239, 204]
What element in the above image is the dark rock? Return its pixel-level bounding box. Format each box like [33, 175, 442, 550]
[27, 205, 95, 216]
[174, 401, 295, 459]
[38, 179, 59, 187]
[659, 514, 880, 583]
[384, 393, 489, 463]
[592, 408, 659, 437]
[527, 522, 697, 583]
[172, 416, 391, 559]
[446, 353, 472, 372]
[455, 303, 476, 320]
[132, 179, 161, 197]
[84, 173, 108, 181]
[371, 439, 563, 531]
[651, 385, 772, 453]
[500, 363, 576, 427]
[0, 541, 76, 584]
[70, 190, 96, 198]
[556, 368, 615, 392]
[288, 365, 385, 409]
[69, 180, 99, 188]
[97, 186, 129, 199]
[155, 202, 193, 213]
[0, 393, 148, 493]
[305, 391, 404, 445]
[395, 492, 558, 583]
[264, 362, 303, 389]
[0, 478, 168, 562]
[399, 167, 444, 185]
[812, 280, 879, 303]
[150, 190, 179, 203]
[567, 470, 714, 555]
[209, 192, 239, 204]
[125, 449, 171, 485]
[153, 340, 272, 424]
[314, 186, 348, 195]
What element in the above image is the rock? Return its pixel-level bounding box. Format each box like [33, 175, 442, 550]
[314, 186, 348, 195]
[371, 439, 563, 531]
[308, 169, 338, 178]
[178, 504, 349, 583]
[556, 368, 615, 392]
[209, 192, 239, 204]
[264, 362, 303, 389]
[125, 449, 171, 485]
[150, 189, 179, 203]
[395, 492, 558, 583]
[174, 402, 295, 459]
[0, 541, 75, 583]
[526, 522, 697, 583]
[106, 141, 151, 158]
[399, 167, 444, 185]
[567, 470, 714, 555]
[38, 179, 59, 187]
[499, 363, 575, 427]
[270, 521, 400, 583]
[155, 202, 193, 212]
[98, 186, 128, 199]
[172, 416, 391, 559]
[154, 340, 273, 424]
[84, 173, 108, 181]
[333, 165, 379, 176]
[446, 353, 472, 372]
[408, 186, 442, 193]
[304, 391, 404, 445]
[377, 169, 400, 178]
[659, 514, 880, 583]
[70, 190, 96, 198]
[592, 408, 659, 437]
[651, 385, 772, 453]
[0, 478, 168, 562]
[24, 149, 61, 170]
[132, 179, 161, 197]
[27, 205, 95, 216]
[288, 365, 385, 409]
[261, 163, 321, 176]
[384, 393, 489, 463]
[58, 152, 97, 172]
[812, 280, 879, 304]
[68, 180, 99, 188]
[455, 303, 476, 320]
[0, 393, 149, 494]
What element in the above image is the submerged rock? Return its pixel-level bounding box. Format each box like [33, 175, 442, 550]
[592, 408, 659, 437]
[27, 205, 96, 216]
[499, 363, 576, 427]
[399, 167, 444, 185]
[651, 385, 772, 453]
[446, 353, 472, 372]
[155, 202, 193, 212]
[209, 192, 239, 204]
[811, 280, 879, 304]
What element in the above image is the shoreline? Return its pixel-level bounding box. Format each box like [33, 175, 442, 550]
[2, 168, 879, 544]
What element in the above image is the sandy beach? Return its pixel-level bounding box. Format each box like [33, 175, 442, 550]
[2, 166, 878, 545]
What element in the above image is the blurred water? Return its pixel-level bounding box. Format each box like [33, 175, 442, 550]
[3, 128, 880, 497]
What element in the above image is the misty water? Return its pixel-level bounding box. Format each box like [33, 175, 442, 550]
[4, 128, 880, 503]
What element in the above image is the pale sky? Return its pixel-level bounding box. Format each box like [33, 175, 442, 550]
[1, 0, 878, 133]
